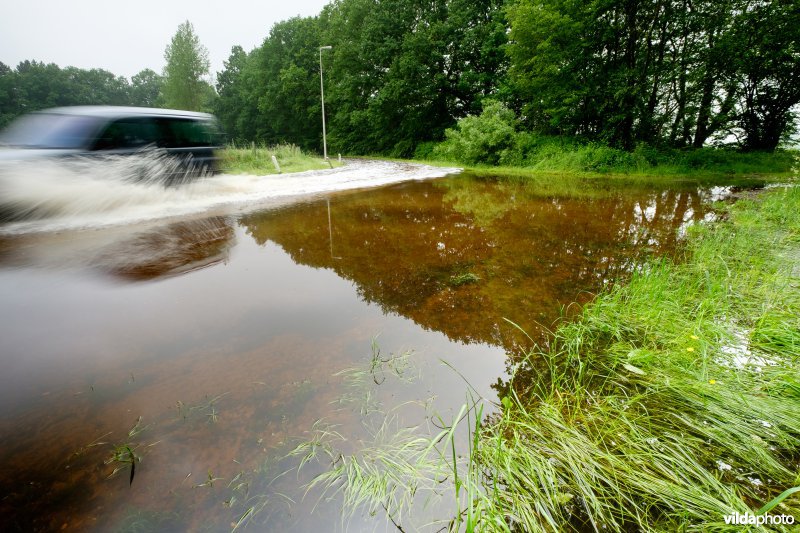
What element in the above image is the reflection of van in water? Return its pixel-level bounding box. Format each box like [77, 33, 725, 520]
[0, 106, 224, 176]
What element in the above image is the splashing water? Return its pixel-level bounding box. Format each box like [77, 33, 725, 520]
[0, 154, 460, 234]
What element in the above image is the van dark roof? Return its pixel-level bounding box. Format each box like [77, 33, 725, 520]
[39, 106, 216, 121]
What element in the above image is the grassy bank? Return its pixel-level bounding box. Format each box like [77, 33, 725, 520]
[292, 185, 800, 532]
[465, 185, 800, 530]
[220, 143, 340, 175]
[488, 143, 792, 177]
[411, 147, 798, 182]
[412, 101, 799, 178]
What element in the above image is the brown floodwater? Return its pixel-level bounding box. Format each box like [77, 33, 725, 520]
[0, 171, 756, 531]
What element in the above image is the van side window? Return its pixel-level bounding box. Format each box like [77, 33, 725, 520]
[93, 118, 158, 150]
[155, 118, 214, 148]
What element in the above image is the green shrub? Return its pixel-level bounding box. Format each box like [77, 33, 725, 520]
[422, 112, 798, 175]
[412, 141, 438, 160]
[676, 147, 796, 173]
[433, 100, 517, 165]
[498, 132, 561, 166]
[575, 143, 647, 172]
[390, 139, 415, 159]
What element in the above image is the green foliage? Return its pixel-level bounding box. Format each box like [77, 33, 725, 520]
[5, 0, 796, 155]
[214, 17, 326, 150]
[290, 346, 490, 532]
[214, 45, 261, 143]
[0, 60, 135, 128]
[162, 20, 213, 111]
[129, 69, 164, 108]
[320, 0, 508, 156]
[300, 185, 800, 531]
[292, 185, 800, 529]
[104, 416, 155, 486]
[449, 272, 481, 287]
[0, 62, 13, 126]
[209, 0, 797, 155]
[257, 17, 326, 150]
[731, 0, 800, 151]
[210, 0, 508, 154]
[433, 101, 517, 165]
[412, 141, 439, 160]
[506, 0, 800, 152]
[425, 106, 799, 175]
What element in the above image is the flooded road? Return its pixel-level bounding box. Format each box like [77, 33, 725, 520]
[0, 162, 757, 531]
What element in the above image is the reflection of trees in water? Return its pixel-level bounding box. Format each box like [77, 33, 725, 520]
[241, 177, 722, 353]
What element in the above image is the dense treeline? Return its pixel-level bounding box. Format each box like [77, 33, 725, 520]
[2, 0, 797, 155]
[506, 0, 799, 152]
[0, 61, 164, 128]
[216, 0, 798, 156]
[215, 0, 507, 155]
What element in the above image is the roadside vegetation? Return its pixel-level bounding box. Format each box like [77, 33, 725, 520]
[415, 100, 798, 179]
[219, 143, 339, 175]
[293, 184, 800, 531]
[467, 184, 800, 530]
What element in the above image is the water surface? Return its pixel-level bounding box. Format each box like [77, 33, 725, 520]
[0, 167, 752, 531]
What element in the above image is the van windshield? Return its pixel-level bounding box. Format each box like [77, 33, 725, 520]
[0, 113, 103, 149]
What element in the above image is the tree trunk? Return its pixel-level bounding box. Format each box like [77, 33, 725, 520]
[692, 33, 716, 148]
[614, 0, 640, 150]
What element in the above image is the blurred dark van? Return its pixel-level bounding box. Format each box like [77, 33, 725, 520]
[0, 106, 224, 176]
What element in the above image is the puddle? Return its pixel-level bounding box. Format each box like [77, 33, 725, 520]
[0, 168, 750, 531]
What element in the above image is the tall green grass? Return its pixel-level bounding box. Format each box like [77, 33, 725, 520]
[471, 185, 800, 531]
[425, 142, 799, 178]
[496, 136, 798, 176]
[294, 186, 800, 531]
[288, 341, 511, 531]
[220, 143, 340, 175]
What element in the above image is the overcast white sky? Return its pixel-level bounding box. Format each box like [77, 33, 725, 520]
[0, 0, 331, 80]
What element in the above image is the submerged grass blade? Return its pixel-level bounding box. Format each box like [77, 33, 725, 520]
[757, 486, 800, 516]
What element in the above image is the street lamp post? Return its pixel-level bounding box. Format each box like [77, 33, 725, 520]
[319, 45, 333, 160]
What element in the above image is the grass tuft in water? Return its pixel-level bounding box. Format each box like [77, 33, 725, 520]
[332, 337, 416, 416]
[174, 392, 229, 425]
[105, 417, 158, 486]
[193, 469, 224, 489]
[449, 272, 481, 287]
[288, 343, 499, 532]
